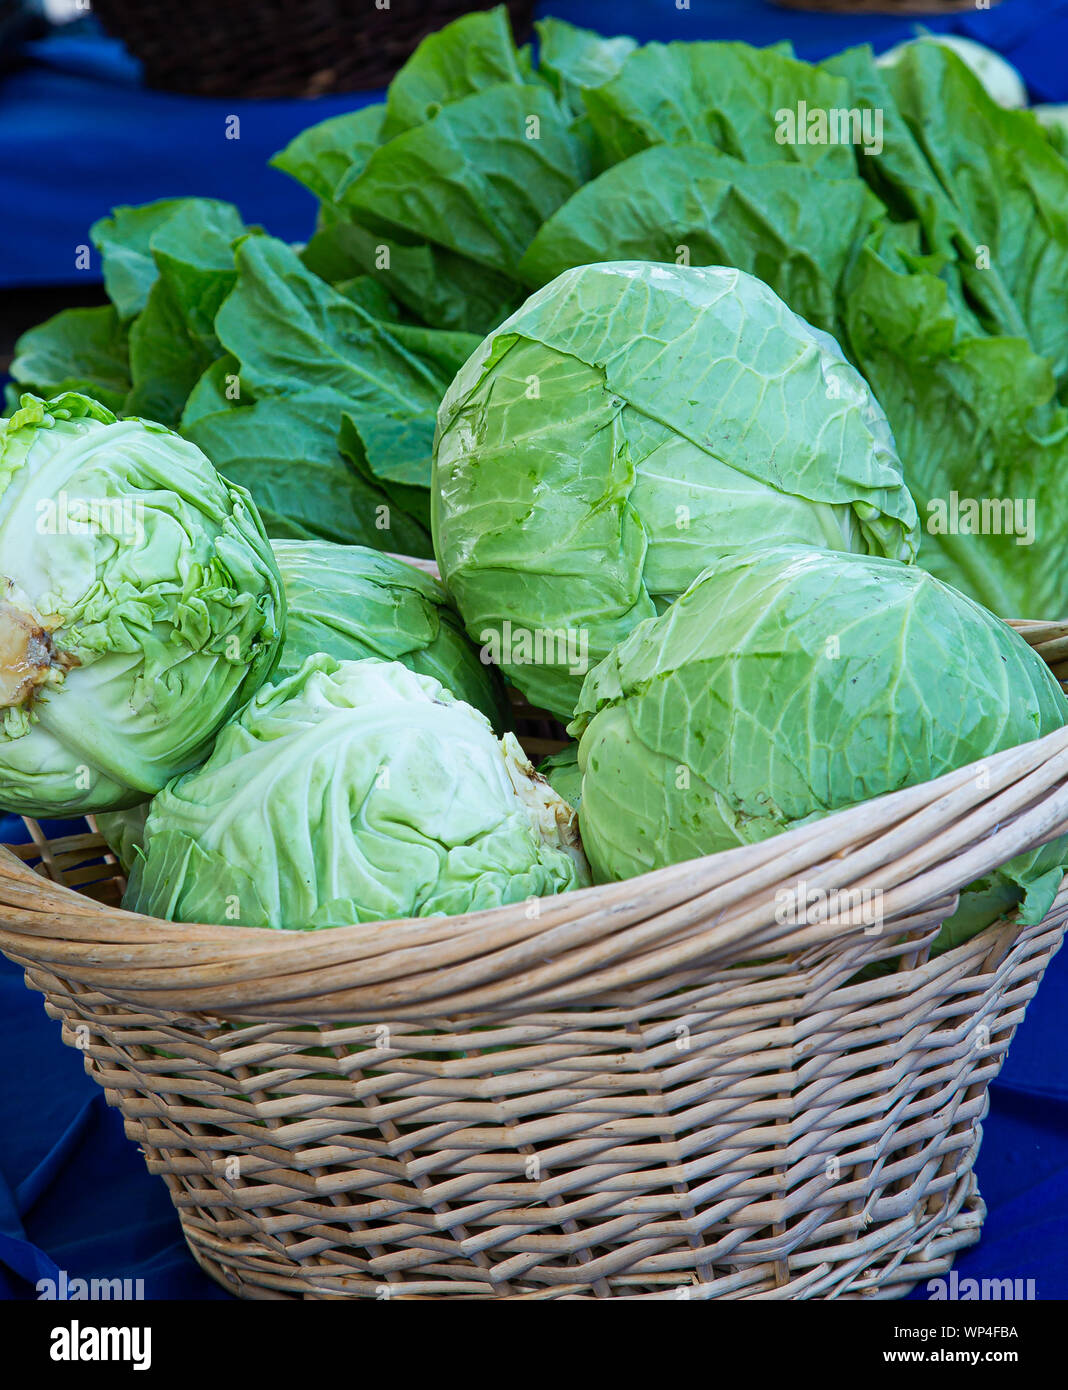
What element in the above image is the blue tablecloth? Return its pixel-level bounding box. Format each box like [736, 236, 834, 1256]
[2, 0, 1067, 1302]
[3, 1, 1068, 288]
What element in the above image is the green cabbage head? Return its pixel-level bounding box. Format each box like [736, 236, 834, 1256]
[0, 393, 285, 815]
[125, 655, 589, 929]
[570, 546, 1068, 952]
[433, 261, 919, 719]
[271, 539, 508, 728]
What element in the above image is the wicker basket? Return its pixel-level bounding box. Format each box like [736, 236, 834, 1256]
[90, 0, 537, 99]
[1, 618, 1067, 1300]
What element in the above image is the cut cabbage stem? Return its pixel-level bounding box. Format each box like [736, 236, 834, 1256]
[0, 584, 75, 709]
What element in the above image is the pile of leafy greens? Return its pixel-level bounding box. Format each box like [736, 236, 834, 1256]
[274, 8, 1068, 620]
[10, 6, 1068, 619]
[7, 200, 468, 558]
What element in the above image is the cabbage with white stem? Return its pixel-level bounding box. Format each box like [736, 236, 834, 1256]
[126, 656, 589, 929]
[0, 393, 285, 815]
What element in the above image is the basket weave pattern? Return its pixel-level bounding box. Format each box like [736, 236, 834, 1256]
[1, 620, 1067, 1299]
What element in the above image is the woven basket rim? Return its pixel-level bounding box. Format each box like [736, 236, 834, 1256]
[3, 709, 1068, 1020]
[3, 719, 1067, 944]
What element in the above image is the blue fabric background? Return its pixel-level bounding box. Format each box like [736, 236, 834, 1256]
[3, 1, 1068, 288]
[1, 0, 1066, 1301]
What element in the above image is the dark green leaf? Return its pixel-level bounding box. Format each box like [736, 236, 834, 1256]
[181, 354, 245, 429]
[841, 232, 1068, 618]
[535, 17, 637, 118]
[334, 275, 406, 321]
[337, 413, 432, 535]
[272, 104, 385, 202]
[302, 205, 520, 332]
[380, 7, 524, 139]
[877, 43, 1068, 383]
[148, 200, 250, 349]
[90, 199, 188, 320]
[124, 278, 215, 428]
[184, 393, 430, 554]
[214, 237, 448, 492]
[8, 305, 131, 411]
[339, 83, 590, 279]
[583, 41, 859, 173]
[520, 144, 883, 332]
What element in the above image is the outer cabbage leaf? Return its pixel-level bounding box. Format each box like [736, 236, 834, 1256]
[181, 236, 472, 551]
[183, 392, 432, 555]
[96, 801, 150, 875]
[145, 200, 251, 349]
[826, 45, 1068, 376]
[300, 202, 522, 333]
[124, 278, 216, 429]
[538, 744, 582, 812]
[7, 198, 250, 428]
[877, 42, 1068, 384]
[90, 200, 188, 321]
[1033, 105, 1068, 160]
[334, 275, 406, 321]
[877, 35, 1028, 109]
[214, 237, 452, 494]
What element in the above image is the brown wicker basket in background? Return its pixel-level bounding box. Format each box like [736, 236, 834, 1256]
[774, 1, 996, 12]
[90, 0, 537, 99]
[0, 620, 1066, 1299]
